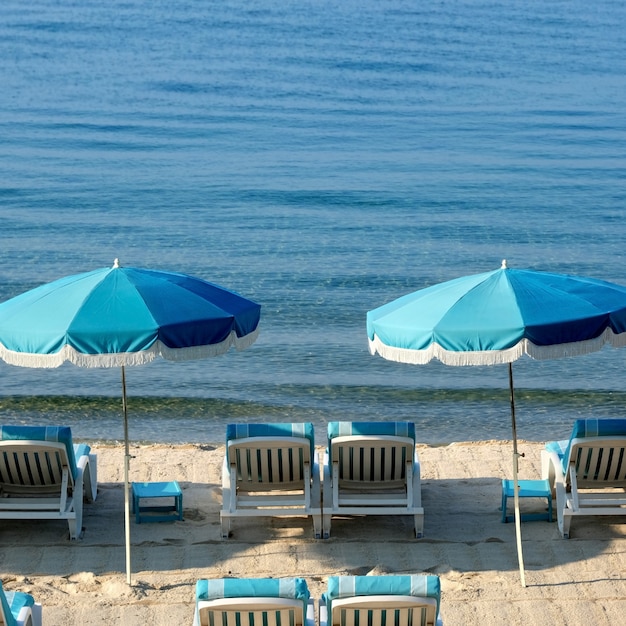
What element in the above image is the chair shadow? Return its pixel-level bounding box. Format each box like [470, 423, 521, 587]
[1, 475, 624, 581]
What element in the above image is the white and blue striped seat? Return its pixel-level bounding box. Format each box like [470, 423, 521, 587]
[221, 423, 322, 538]
[0, 580, 42, 626]
[193, 577, 314, 626]
[541, 418, 626, 538]
[0, 425, 97, 540]
[322, 422, 423, 539]
[321, 575, 442, 626]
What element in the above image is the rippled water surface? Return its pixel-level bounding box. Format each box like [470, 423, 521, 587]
[1, 0, 625, 445]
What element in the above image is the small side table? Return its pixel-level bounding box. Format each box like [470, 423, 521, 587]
[501, 478, 552, 523]
[132, 481, 183, 524]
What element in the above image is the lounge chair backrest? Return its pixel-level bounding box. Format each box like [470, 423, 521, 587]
[558, 418, 626, 476]
[0, 425, 87, 482]
[567, 438, 626, 489]
[226, 423, 315, 461]
[324, 575, 441, 625]
[226, 423, 315, 490]
[0, 580, 35, 626]
[195, 578, 310, 626]
[327, 422, 416, 484]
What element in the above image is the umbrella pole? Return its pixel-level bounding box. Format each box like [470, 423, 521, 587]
[509, 363, 526, 587]
[122, 365, 132, 586]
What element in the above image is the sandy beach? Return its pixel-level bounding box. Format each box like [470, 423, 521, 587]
[1, 440, 625, 625]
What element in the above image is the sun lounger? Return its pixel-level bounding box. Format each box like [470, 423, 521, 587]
[322, 421, 423, 538]
[0, 580, 42, 626]
[320, 574, 442, 626]
[541, 418, 626, 538]
[221, 423, 322, 538]
[0, 425, 97, 539]
[193, 577, 314, 626]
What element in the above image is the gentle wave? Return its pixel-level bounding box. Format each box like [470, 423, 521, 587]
[2, 386, 625, 446]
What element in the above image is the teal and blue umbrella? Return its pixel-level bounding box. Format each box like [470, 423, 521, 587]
[367, 261, 626, 587]
[0, 259, 261, 584]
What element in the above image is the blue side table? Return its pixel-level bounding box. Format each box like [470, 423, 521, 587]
[501, 478, 552, 523]
[132, 481, 183, 523]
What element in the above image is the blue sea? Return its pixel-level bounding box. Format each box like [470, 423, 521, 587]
[1, 0, 625, 446]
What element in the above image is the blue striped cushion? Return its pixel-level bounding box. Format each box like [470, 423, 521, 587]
[226, 423, 315, 461]
[0, 425, 90, 481]
[546, 419, 626, 474]
[196, 577, 310, 616]
[327, 422, 416, 457]
[324, 575, 440, 617]
[0, 581, 35, 626]
[545, 439, 568, 459]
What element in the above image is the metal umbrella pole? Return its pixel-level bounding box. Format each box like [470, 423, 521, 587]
[121, 365, 132, 585]
[509, 363, 526, 587]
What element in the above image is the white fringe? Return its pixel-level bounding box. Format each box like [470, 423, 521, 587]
[368, 327, 626, 366]
[0, 327, 260, 369]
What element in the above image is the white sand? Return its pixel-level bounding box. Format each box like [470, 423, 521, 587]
[1, 441, 625, 625]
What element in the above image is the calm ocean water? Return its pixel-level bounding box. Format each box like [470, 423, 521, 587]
[0, 0, 625, 446]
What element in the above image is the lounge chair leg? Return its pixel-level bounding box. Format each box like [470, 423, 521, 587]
[414, 514, 424, 538]
[555, 482, 570, 538]
[322, 514, 331, 539]
[68, 519, 84, 540]
[313, 514, 322, 539]
[220, 516, 231, 539]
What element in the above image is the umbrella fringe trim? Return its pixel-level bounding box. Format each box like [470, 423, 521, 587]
[0, 328, 260, 369]
[368, 327, 626, 366]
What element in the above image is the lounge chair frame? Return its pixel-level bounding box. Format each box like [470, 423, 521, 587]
[542, 435, 626, 538]
[0, 439, 97, 540]
[322, 434, 423, 538]
[221, 435, 322, 538]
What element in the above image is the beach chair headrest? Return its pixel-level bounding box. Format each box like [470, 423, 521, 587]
[324, 574, 440, 616]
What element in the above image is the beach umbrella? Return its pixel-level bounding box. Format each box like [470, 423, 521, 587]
[0, 259, 261, 585]
[366, 260, 626, 587]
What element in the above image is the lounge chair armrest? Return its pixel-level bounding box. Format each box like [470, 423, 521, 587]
[76, 452, 98, 502]
[319, 599, 328, 626]
[306, 598, 315, 626]
[322, 450, 331, 498]
[311, 451, 321, 510]
[32, 602, 43, 626]
[413, 449, 421, 482]
[541, 449, 566, 489]
[221, 454, 231, 489]
[411, 451, 422, 510]
[222, 456, 237, 513]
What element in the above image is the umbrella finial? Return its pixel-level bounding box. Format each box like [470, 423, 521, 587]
[113, 258, 120, 268]
[501, 259, 508, 269]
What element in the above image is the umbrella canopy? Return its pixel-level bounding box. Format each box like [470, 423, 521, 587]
[367, 260, 626, 587]
[368, 261, 626, 365]
[0, 259, 261, 585]
[0, 259, 260, 367]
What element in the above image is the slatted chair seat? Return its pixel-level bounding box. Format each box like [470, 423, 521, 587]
[541, 418, 626, 538]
